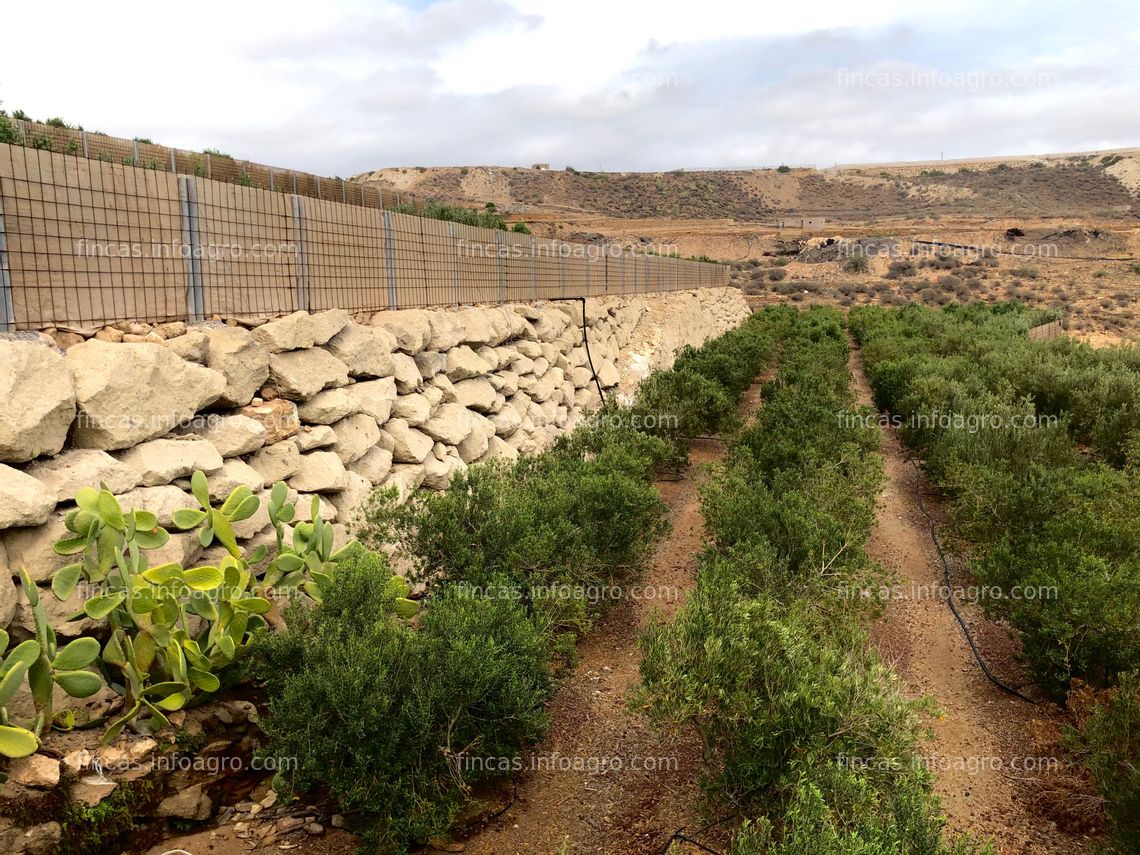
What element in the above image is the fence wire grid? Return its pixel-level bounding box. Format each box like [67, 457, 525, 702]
[0, 144, 728, 331]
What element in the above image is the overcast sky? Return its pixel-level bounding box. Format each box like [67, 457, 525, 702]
[2, 0, 1138, 175]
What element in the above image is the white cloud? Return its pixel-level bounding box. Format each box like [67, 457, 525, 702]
[0, 0, 1137, 174]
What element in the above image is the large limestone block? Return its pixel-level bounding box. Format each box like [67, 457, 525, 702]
[205, 326, 269, 407]
[310, 310, 353, 346]
[388, 352, 424, 393]
[489, 405, 523, 438]
[452, 378, 496, 412]
[421, 403, 478, 445]
[268, 348, 350, 400]
[596, 359, 620, 388]
[0, 340, 76, 463]
[427, 312, 467, 351]
[254, 310, 350, 353]
[2, 510, 70, 582]
[352, 377, 399, 423]
[296, 425, 337, 452]
[414, 350, 447, 380]
[0, 465, 56, 529]
[446, 346, 494, 381]
[65, 340, 226, 450]
[116, 438, 224, 487]
[421, 452, 466, 490]
[349, 447, 393, 486]
[330, 413, 382, 465]
[370, 309, 433, 354]
[163, 329, 209, 363]
[248, 440, 301, 486]
[326, 324, 399, 377]
[206, 459, 265, 502]
[253, 311, 317, 352]
[25, 449, 140, 502]
[288, 451, 350, 494]
[483, 435, 520, 463]
[455, 414, 496, 463]
[236, 399, 299, 444]
[297, 388, 362, 425]
[392, 394, 432, 427]
[380, 418, 433, 464]
[180, 414, 267, 458]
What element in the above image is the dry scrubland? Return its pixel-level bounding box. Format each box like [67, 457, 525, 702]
[359, 155, 1140, 341]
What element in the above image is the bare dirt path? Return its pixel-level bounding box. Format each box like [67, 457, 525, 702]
[847, 344, 1091, 855]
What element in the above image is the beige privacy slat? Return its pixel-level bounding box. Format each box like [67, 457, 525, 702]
[0, 143, 728, 330]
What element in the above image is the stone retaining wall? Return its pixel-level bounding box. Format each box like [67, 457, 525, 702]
[0, 287, 750, 638]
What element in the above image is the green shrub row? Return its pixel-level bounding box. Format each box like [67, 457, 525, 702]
[850, 303, 1140, 850]
[251, 310, 788, 851]
[630, 305, 795, 461]
[637, 307, 985, 854]
[850, 303, 1140, 698]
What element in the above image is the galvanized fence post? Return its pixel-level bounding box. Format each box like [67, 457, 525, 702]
[383, 210, 398, 309]
[559, 243, 567, 297]
[450, 222, 460, 306]
[495, 231, 505, 303]
[291, 195, 308, 311]
[178, 177, 205, 322]
[0, 193, 15, 331]
[82, 131, 89, 159]
[530, 237, 537, 301]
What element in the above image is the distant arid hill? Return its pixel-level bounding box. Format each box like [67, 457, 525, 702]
[353, 150, 1139, 220]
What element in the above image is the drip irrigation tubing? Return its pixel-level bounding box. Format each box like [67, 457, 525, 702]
[907, 457, 1036, 704]
[549, 296, 607, 406]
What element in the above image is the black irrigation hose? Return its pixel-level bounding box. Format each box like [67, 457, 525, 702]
[907, 457, 1037, 705]
[549, 296, 607, 406]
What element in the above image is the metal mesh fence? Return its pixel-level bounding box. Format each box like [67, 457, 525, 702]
[0, 143, 729, 331]
[4, 119, 410, 211]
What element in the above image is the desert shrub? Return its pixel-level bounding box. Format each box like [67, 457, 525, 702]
[0, 114, 20, 145]
[1065, 672, 1140, 851]
[637, 307, 979, 853]
[768, 267, 787, 281]
[633, 369, 738, 440]
[844, 254, 870, 273]
[732, 764, 982, 855]
[357, 439, 668, 634]
[252, 551, 551, 851]
[886, 260, 917, 279]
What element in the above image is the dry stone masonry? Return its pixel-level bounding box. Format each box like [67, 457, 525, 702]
[0, 287, 749, 639]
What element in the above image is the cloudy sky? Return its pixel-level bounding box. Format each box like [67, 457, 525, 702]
[2, 0, 1138, 175]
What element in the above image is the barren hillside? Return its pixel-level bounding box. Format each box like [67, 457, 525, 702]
[354, 151, 1139, 221]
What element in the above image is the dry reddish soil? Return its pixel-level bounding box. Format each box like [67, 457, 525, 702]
[848, 345, 1095, 855]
